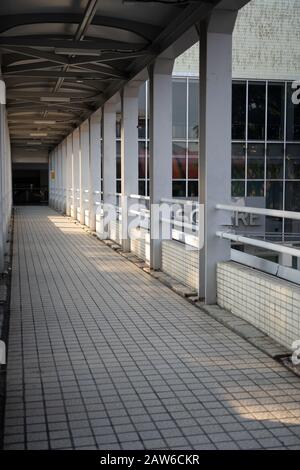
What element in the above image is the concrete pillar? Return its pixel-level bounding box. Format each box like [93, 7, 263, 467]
[101, 100, 117, 239]
[72, 128, 80, 220]
[198, 11, 237, 304]
[89, 109, 102, 232]
[49, 152, 52, 207]
[120, 83, 140, 251]
[61, 139, 67, 213]
[148, 58, 174, 270]
[66, 134, 73, 216]
[57, 143, 62, 211]
[54, 148, 59, 210]
[0, 80, 6, 272]
[79, 119, 90, 225]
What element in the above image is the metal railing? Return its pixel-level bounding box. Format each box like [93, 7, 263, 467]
[216, 203, 300, 284]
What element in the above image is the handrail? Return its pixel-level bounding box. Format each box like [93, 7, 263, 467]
[161, 197, 198, 206]
[129, 194, 150, 200]
[216, 231, 300, 258]
[216, 203, 300, 221]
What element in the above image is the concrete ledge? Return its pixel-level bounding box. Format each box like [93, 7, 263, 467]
[200, 303, 289, 359]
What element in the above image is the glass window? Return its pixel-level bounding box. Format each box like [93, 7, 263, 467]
[173, 142, 186, 179]
[285, 181, 300, 211]
[247, 143, 265, 179]
[172, 78, 187, 138]
[188, 142, 198, 179]
[188, 79, 198, 139]
[138, 180, 145, 196]
[266, 144, 284, 179]
[286, 144, 300, 179]
[138, 142, 146, 179]
[188, 158, 198, 179]
[232, 143, 245, 179]
[116, 141, 121, 179]
[232, 181, 245, 197]
[248, 82, 266, 140]
[188, 181, 198, 198]
[116, 180, 121, 194]
[116, 114, 121, 139]
[247, 181, 264, 197]
[266, 181, 283, 209]
[265, 216, 283, 241]
[172, 181, 186, 198]
[285, 219, 300, 242]
[138, 83, 146, 139]
[232, 82, 246, 140]
[267, 83, 284, 140]
[287, 82, 300, 141]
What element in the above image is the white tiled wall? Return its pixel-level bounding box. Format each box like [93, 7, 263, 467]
[217, 261, 300, 350]
[162, 240, 199, 291]
[110, 220, 121, 245]
[130, 228, 150, 264]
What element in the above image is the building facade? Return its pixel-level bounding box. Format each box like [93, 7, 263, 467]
[123, 0, 300, 244]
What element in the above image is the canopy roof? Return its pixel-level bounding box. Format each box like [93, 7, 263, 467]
[0, 0, 248, 150]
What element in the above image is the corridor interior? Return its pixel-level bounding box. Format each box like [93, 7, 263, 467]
[3, 205, 300, 450]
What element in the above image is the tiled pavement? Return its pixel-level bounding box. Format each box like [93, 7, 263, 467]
[3, 206, 300, 450]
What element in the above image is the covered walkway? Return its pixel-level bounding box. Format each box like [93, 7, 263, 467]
[4, 206, 300, 450]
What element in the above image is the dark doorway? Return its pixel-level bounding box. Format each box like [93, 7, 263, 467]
[12, 163, 48, 205]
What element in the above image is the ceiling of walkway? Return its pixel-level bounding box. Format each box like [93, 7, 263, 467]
[0, 0, 227, 151]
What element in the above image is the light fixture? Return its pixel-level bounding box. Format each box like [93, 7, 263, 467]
[40, 97, 70, 103]
[55, 48, 102, 57]
[34, 120, 56, 125]
[30, 132, 48, 137]
[27, 141, 42, 145]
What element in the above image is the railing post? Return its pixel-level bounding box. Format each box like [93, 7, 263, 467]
[120, 82, 140, 252]
[148, 58, 174, 270]
[198, 11, 237, 303]
[89, 109, 102, 232]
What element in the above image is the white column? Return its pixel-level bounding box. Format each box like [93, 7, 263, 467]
[61, 139, 67, 213]
[49, 152, 53, 207]
[72, 128, 80, 220]
[79, 119, 90, 225]
[89, 109, 102, 232]
[148, 58, 174, 270]
[0, 80, 6, 272]
[66, 134, 73, 216]
[199, 11, 237, 304]
[53, 148, 57, 209]
[101, 101, 117, 239]
[57, 143, 63, 211]
[120, 83, 139, 251]
[55, 148, 60, 210]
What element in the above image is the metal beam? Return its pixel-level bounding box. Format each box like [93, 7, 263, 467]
[0, 13, 160, 41]
[0, 46, 69, 66]
[0, 37, 146, 51]
[4, 70, 122, 80]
